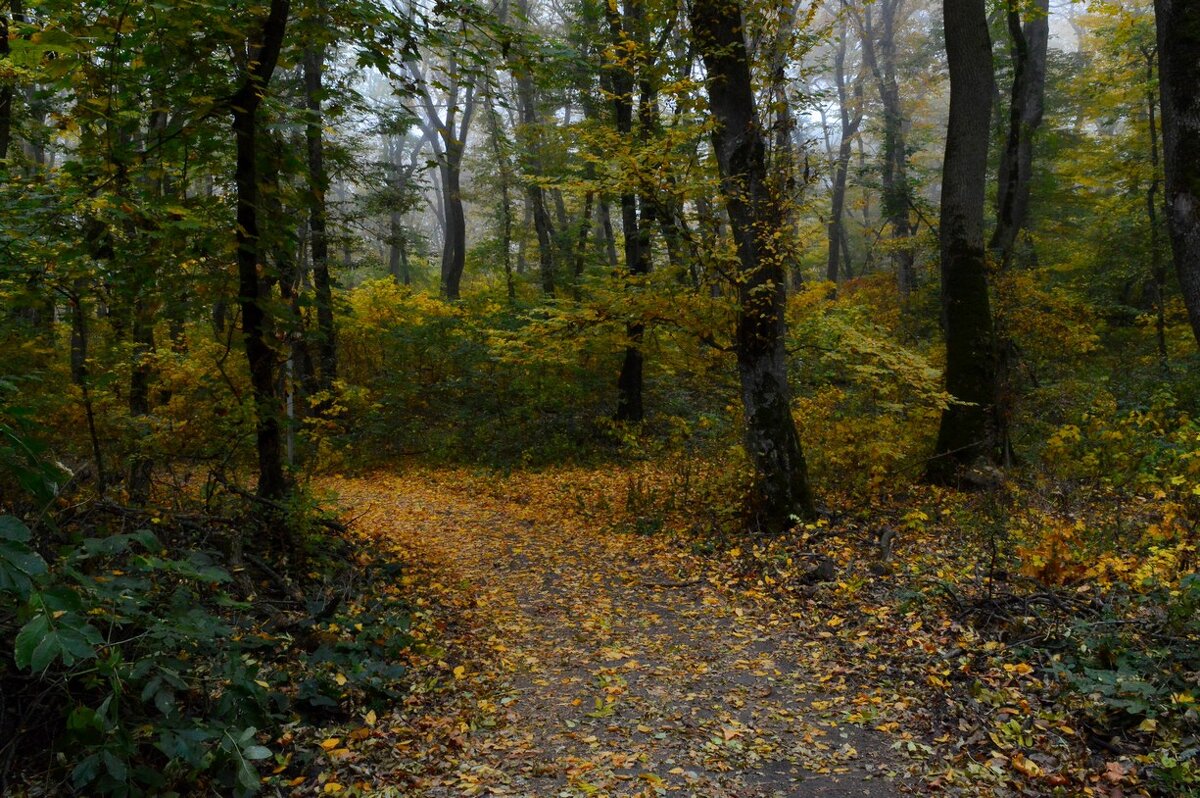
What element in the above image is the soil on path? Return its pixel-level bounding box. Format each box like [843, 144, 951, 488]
[328, 472, 912, 797]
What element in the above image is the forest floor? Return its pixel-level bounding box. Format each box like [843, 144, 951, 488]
[303, 469, 919, 797]
[284, 467, 1133, 797]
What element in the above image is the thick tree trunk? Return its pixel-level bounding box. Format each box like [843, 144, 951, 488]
[231, 0, 290, 501]
[929, 0, 997, 483]
[1155, 0, 1200, 349]
[990, 0, 1048, 267]
[304, 44, 337, 391]
[440, 147, 467, 299]
[690, 0, 815, 528]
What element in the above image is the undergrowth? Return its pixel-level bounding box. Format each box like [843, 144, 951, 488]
[0, 428, 414, 797]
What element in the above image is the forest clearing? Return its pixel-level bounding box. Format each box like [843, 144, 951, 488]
[3, 0, 1200, 795]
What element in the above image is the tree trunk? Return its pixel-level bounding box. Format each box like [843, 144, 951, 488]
[1155, 0, 1200, 349]
[851, 0, 916, 294]
[827, 24, 863, 284]
[68, 287, 106, 494]
[440, 145, 467, 299]
[516, 201, 531, 274]
[485, 91, 516, 302]
[388, 210, 408, 284]
[598, 199, 619, 268]
[1143, 46, 1167, 365]
[990, 0, 1048, 268]
[264, 135, 312, 432]
[231, 0, 290, 501]
[514, 0, 556, 296]
[515, 72, 556, 296]
[574, 188, 594, 295]
[690, 0, 815, 528]
[0, 8, 11, 167]
[304, 44, 337, 392]
[928, 0, 997, 483]
[766, 0, 802, 287]
[608, 0, 651, 423]
[127, 294, 155, 504]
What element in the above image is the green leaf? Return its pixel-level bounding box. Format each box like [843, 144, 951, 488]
[102, 750, 127, 782]
[0, 516, 47, 598]
[0, 515, 31, 542]
[14, 614, 49, 669]
[243, 745, 272, 760]
[235, 756, 259, 794]
[14, 612, 102, 671]
[70, 753, 102, 788]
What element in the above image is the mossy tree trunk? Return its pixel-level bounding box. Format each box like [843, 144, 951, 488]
[689, 0, 815, 529]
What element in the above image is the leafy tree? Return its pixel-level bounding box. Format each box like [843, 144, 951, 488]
[689, 0, 815, 527]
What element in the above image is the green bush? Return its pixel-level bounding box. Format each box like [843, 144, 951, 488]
[0, 416, 413, 796]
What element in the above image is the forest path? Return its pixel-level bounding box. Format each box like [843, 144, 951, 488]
[326, 471, 906, 797]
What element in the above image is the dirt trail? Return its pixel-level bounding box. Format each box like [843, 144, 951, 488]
[329, 473, 907, 797]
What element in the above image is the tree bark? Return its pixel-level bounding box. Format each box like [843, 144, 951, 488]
[827, 23, 863, 284]
[598, 199, 619, 268]
[1143, 45, 1167, 364]
[440, 143, 468, 298]
[127, 292, 155, 504]
[485, 88, 516, 301]
[1155, 0, 1200, 349]
[67, 287, 106, 494]
[848, 0, 916, 295]
[231, 0, 290, 501]
[515, 67, 557, 295]
[574, 188, 594, 294]
[304, 43, 337, 392]
[990, 0, 1048, 268]
[516, 201, 531, 274]
[0, 7, 11, 168]
[406, 44, 478, 300]
[512, 0, 555, 296]
[608, 0, 652, 423]
[928, 0, 997, 483]
[690, 0, 816, 528]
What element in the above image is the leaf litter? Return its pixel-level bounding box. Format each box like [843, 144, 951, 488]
[271, 467, 1145, 797]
